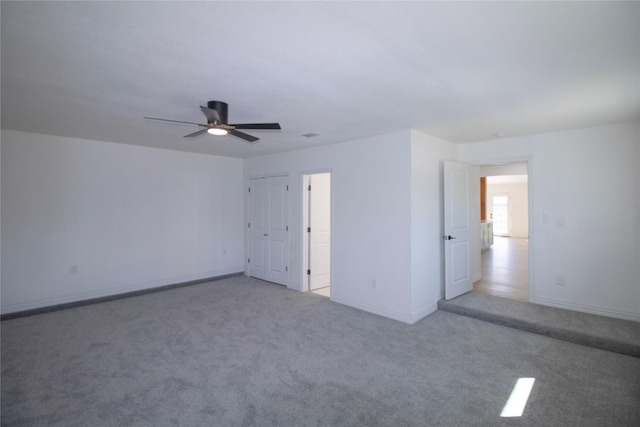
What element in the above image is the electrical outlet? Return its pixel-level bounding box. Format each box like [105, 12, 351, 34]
[555, 275, 565, 286]
[556, 216, 565, 227]
[371, 279, 377, 289]
[222, 249, 227, 256]
[70, 265, 78, 274]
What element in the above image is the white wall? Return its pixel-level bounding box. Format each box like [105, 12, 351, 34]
[247, 131, 417, 322]
[486, 181, 529, 238]
[480, 163, 527, 176]
[1, 130, 245, 314]
[460, 122, 640, 321]
[246, 129, 457, 324]
[410, 130, 458, 313]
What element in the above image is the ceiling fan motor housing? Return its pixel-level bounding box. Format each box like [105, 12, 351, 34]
[207, 101, 228, 124]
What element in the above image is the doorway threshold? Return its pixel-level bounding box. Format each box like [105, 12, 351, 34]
[310, 287, 330, 298]
[438, 292, 640, 357]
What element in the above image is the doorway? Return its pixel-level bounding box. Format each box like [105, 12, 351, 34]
[475, 167, 530, 302]
[303, 172, 331, 297]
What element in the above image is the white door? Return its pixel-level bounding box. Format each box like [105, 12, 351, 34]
[249, 176, 289, 285]
[444, 161, 473, 300]
[249, 178, 268, 280]
[265, 176, 289, 284]
[309, 173, 331, 290]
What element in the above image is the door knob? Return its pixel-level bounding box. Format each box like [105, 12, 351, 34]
[443, 235, 456, 240]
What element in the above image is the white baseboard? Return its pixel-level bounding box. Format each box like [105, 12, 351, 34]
[330, 294, 437, 325]
[287, 280, 305, 292]
[533, 296, 640, 322]
[1, 267, 244, 315]
[410, 302, 439, 324]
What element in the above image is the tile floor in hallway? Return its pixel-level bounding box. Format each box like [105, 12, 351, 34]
[474, 236, 529, 302]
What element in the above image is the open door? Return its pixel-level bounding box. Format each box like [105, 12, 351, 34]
[444, 161, 473, 300]
[307, 173, 331, 291]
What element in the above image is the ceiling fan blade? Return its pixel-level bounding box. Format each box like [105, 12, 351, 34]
[144, 117, 206, 127]
[231, 123, 281, 130]
[230, 129, 259, 144]
[184, 129, 209, 138]
[200, 106, 222, 124]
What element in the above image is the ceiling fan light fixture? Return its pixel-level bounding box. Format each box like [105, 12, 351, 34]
[208, 128, 228, 136]
[146, 100, 279, 143]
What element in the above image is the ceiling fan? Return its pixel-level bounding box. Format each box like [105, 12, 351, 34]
[144, 101, 281, 144]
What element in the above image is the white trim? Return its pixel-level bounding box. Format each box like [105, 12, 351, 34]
[302, 173, 311, 291]
[533, 296, 640, 322]
[0, 267, 244, 315]
[331, 294, 437, 325]
[287, 280, 305, 292]
[410, 302, 439, 324]
[247, 171, 290, 180]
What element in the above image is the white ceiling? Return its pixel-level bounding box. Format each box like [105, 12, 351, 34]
[2, 1, 639, 159]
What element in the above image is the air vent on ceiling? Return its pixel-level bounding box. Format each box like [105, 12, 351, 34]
[300, 132, 320, 138]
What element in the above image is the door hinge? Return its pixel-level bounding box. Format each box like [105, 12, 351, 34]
[248, 258, 250, 263]
[248, 187, 251, 193]
[307, 269, 311, 275]
[248, 222, 251, 228]
[286, 185, 289, 191]
[307, 227, 311, 233]
[308, 185, 311, 191]
[286, 225, 288, 231]
[286, 266, 288, 272]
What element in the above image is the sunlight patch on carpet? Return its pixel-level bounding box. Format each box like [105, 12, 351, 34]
[500, 377, 535, 418]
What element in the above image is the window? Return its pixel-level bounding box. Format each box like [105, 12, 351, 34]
[492, 195, 510, 235]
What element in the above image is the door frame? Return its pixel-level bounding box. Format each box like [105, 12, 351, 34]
[470, 156, 534, 303]
[301, 168, 333, 293]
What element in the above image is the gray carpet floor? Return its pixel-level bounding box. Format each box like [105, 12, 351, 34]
[2, 275, 639, 426]
[438, 292, 640, 357]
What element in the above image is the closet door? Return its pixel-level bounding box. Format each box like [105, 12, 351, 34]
[265, 176, 289, 284]
[249, 176, 289, 285]
[249, 178, 268, 280]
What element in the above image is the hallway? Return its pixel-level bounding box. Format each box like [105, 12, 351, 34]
[474, 236, 529, 302]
